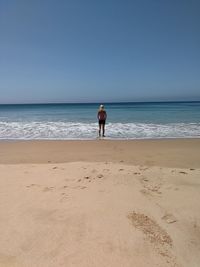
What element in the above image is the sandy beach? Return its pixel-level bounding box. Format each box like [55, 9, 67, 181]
[0, 139, 200, 267]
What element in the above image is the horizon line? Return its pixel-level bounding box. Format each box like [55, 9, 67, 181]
[0, 100, 200, 105]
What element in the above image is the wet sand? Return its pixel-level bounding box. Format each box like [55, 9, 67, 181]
[0, 139, 200, 168]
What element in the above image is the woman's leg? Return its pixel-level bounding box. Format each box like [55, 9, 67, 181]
[99, 124, 101, 136]
[102, 124, 105, 137]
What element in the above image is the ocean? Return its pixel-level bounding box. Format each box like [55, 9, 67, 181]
[0, 101, 199, 140]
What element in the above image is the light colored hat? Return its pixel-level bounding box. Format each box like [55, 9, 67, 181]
[100, 104, 104, 109]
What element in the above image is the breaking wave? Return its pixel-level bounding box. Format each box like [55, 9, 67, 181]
[0, 121, 199, 140]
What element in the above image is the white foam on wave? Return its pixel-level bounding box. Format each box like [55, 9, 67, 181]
[0, 121, 199, 140]
[107, 122, 200, 139]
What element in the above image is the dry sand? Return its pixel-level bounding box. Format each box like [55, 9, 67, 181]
[0, 139, 200, 267]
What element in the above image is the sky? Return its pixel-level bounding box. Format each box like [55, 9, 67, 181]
[0, 0, 200, 104]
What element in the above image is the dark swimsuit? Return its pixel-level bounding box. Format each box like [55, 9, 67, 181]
[99, 120, 105, 125]
[98, 110, 106, 125]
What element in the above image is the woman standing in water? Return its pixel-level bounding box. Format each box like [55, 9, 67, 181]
[97, 104, 107, 137]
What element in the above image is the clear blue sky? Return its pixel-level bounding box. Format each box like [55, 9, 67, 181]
[0, 0, 200, 104]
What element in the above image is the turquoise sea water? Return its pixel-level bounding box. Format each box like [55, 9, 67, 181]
[0, 102, 199, 140]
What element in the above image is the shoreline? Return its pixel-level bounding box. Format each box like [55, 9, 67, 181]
[0, 136, 200, 141]
[0, 138, 200, 168]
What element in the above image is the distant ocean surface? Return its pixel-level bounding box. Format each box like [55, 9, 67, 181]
[0, 102, 200, 140]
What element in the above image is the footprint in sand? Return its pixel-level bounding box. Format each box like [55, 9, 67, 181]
[128, 212, 178, 265]
[142, 185, 162, 195]
[84, 176, 92, 182]
[140, 189, 152, 196]
[179, 171, 187, 174]
[162, 214, 177, 224]
[43, 187, 54, 192]
[81, 167, 87, 170]
[128, 211, 172, 246]
[26, 184, 40, 188]
[97, 174, 104, 178]
[139, 167, 149, 171]
[52, 166, 58, 170]
[151, 186, 161, 192]
[63, 185, 68, 189]
[60, 193, 69, 202]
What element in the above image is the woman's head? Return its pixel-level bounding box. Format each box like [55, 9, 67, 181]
[99, 104, 104, 110]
